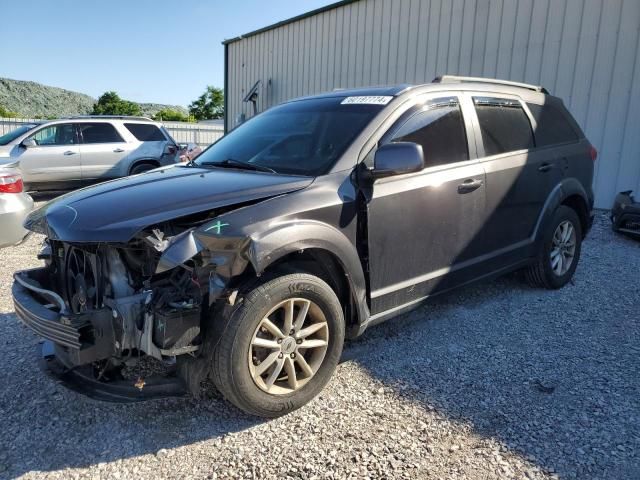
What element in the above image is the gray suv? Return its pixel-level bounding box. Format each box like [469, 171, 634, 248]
[0, 116, 180, 191]
[13, 76, 595, 417]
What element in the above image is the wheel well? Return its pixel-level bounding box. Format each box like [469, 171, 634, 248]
[561, 194, 589, 237]
[262, 249, 356, 331]
[129, 159, 159, 174]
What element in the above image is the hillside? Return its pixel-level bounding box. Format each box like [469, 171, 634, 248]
[0, 77, 187, 118]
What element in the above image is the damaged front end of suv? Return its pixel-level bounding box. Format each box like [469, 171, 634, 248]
[12, 92, 389, 415]
[12, 166, 313, 400]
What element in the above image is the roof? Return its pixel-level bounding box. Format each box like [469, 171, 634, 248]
[285, 76, 550, 104]
[291, 84, 414, 101]
[222, 0, 358, 45]
[63, 115, 155, 122]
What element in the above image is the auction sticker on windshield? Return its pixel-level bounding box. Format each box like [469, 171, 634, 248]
[341, 96, 393, 105]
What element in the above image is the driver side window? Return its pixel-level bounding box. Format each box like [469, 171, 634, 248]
[30, 124, 77, 146]
[389, 98, 469, 168]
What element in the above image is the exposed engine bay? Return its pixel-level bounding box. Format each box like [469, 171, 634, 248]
[13, 209, 251, 394]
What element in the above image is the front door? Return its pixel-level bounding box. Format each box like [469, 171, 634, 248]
[366, 96, 487, 315]
[78, 122, 132, 181]
[16, 123, 81, 188]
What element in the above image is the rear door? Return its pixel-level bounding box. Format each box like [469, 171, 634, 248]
[123, 122, 175, 165]
[465, 94, 562, 263]
[17, 123, 81, 186]
[365, 95, 487, 314]
[525, 101, 589, 188]
[78, 122, 132, 181]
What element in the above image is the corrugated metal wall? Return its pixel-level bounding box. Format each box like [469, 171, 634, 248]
[226, 0, 640, 208]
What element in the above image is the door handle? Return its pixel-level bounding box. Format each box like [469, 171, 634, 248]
[457, 178, 483, 194]
[113, 148, 125, 153]
[538, 162, 553, 172]
[63, 151, 76, 156]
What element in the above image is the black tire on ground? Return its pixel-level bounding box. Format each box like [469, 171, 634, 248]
[210, 273, 345, 417]
[129, 162, 157, 175]
[525, 205, 583, 289]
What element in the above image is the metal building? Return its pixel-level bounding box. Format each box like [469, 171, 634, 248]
[223, 0, 640, 208]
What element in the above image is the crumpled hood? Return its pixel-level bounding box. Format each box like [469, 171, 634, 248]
[25, 166, 313, 242]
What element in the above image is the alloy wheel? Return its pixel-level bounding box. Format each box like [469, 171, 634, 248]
[248, 298, 329, 395]
[550, 220, 576, 276]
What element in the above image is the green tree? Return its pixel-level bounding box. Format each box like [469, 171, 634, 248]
[0, 104, 19, 118]
[153, 108, 191, 122]
[92, 91, 142, 116]
[188, 86, 224, 120]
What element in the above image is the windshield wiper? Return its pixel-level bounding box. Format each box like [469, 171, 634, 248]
[197, 158, 276, 173]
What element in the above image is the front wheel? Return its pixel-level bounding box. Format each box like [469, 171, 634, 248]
[210, 273, 344, 417]
[525, 205, 583, 289]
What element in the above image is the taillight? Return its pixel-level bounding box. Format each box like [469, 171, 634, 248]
[589, 145, 598, 162]
[0, 174, 23, 194]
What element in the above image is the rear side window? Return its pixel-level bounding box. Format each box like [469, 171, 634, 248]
[391, 97, 469, 168]
[473, 97, 534, 156]
[79, 123, 123, 144]
[124, 123, 166, 141]
[526, 103, 579, 146]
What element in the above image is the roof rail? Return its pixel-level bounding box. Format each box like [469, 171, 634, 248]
[432, 75, 549, 94]
[62, 115, 155, 121]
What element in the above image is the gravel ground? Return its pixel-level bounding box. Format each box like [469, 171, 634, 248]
[0, 211, 638, 480]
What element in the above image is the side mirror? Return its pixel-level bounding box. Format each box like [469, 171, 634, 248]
[373, 142, 424, 178]
[21, 137, 37, 148]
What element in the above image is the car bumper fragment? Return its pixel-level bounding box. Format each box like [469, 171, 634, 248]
[40, 341, 187, 402]
[611, 191, 640, 237]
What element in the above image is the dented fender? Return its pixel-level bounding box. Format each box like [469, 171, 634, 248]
[243, 219, 370, 326]
[247, 220, 363, 278]
[156, 215, 369, 325]
[155, 225, 252, 303]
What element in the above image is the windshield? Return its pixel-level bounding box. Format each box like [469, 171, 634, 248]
[0, 124, 39, 146]
[193, 97, 385, 176]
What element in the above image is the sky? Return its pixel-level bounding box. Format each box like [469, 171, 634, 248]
[0, 0, 335, 108]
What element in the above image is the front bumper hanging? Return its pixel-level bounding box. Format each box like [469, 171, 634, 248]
[12, 268, 188, 402]
[39, 341, 186, 403]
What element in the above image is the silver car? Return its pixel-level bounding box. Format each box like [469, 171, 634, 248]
[0, 168, 33, 248]
[0, 116, 180, 191]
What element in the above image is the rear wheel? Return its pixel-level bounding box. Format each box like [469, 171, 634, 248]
[525, 205, 582, 289]
[129, 162, 157, 175]
[210, 273, 344, 417]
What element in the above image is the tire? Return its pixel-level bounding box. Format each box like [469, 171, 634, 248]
[129, 162, 157, 175]
[525, 205, 582, 289]
[210, 273, 344, 417]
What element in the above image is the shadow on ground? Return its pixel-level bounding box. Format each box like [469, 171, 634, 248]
[1, 217, 638, 478]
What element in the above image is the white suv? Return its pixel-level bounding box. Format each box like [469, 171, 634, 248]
[0, 116, 180, 191]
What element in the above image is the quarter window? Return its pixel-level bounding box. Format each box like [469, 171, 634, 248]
[473, 97, 534, 156]
[526, 103, 579, 146]
[391, 98, 469, 168]
[79, 123, 123, 144]
[30, 124, 77, 146]
[124, 123, 166, 141]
